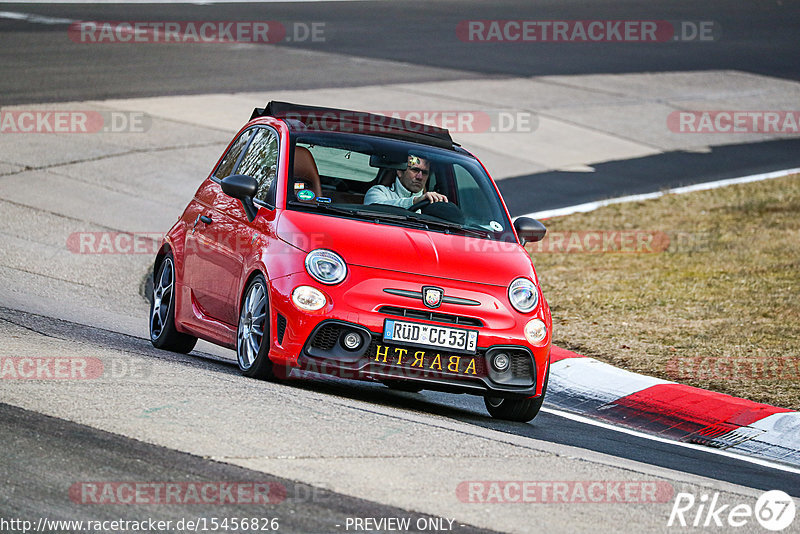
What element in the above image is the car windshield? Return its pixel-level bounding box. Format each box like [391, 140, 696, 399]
[286, 132, 514, 242]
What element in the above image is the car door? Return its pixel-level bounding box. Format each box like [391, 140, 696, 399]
[184, 127, 279, 326]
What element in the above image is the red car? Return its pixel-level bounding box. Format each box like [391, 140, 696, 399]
[149, 102, 551, 422]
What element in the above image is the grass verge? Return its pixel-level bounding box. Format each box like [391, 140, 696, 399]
[528, 173, 800, 409]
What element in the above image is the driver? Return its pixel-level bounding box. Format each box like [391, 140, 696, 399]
[364, 155, 448, 209]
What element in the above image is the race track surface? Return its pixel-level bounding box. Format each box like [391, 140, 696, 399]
[1, 2, 799, 533]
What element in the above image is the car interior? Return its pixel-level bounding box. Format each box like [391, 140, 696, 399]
[291, 149, 452, 207]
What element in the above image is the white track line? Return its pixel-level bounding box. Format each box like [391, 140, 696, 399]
[520, 166, 800, 220]
[0, 11, 74, 24]
[542, 407, 800, 475]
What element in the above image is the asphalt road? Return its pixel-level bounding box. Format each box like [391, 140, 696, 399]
[501, 137, 800, 215]
[0, 1, 799, 105]
[1, 1, 799, 532]
[7, 306, 800, 499]
[2, 306, 798, 533]
[3, 1, 799, 212]
[1, 401, 495, 534]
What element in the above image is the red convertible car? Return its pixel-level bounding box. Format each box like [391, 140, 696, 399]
[149, 102, 551, 422]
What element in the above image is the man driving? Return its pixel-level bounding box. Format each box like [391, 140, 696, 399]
[363, 155, 448, 208]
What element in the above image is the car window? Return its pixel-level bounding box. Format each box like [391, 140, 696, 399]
[287, 133, 514, 242]
[452, 163, 508, 233]
[305, 145, 375, 182]
[215, 129, 253, 180]
[237, 128, 279, 204]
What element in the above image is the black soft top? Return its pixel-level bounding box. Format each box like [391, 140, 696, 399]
[251, 101, 456, 150]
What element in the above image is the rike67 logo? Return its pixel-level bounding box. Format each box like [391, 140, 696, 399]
[668, 490, 796, 531]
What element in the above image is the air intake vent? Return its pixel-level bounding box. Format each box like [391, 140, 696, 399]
[276, 313, 287, 344]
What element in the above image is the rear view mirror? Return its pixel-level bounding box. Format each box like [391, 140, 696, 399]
[369, 153, 408, 170]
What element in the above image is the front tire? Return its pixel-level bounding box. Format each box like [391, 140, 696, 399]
[484, 365, 549, 423]
[236, 274, 280, 380]
[149, 254, 197, 354]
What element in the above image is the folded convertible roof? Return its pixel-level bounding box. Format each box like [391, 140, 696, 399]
[251, 101, 456, 150]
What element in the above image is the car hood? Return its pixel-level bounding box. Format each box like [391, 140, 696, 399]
[277, 210, 536, 286]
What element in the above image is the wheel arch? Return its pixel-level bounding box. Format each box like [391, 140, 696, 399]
[152, 238, 190, 335]
[153, 242, 171, 281]
[238, 267, 270, 319]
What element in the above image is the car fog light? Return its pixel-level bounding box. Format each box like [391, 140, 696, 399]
[291, 286, 326, 311]
[492, 352, 511, 372]
[342, 332, 363, 350]
[525, 319, 547, 344]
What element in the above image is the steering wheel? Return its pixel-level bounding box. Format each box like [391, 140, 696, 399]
[408, 198, 431, 211]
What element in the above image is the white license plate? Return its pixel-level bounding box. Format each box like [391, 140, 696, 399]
[382, 320, 478, 354]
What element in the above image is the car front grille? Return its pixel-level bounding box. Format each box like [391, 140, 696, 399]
[378, 306, 483, 327]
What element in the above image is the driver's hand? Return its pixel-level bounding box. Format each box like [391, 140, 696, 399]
[423, 191, 448, 203]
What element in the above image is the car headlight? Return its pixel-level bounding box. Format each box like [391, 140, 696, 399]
[508, 277, 538, 313]
[525, 318, 547, 344]
[305, 249, 347, 285]
[292, 286, 327, 311]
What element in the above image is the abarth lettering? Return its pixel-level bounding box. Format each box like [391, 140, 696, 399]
[373, 345, 478, 376]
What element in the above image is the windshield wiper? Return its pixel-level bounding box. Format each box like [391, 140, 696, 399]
[287, 201, 429, 228]
[404, 215, 492, 238]
[287, 200, 360, 216]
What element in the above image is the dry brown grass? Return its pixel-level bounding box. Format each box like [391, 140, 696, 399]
[528, 174, 800, 409]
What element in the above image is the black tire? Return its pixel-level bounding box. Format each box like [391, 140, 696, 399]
[149, 253, 197, 354]
[382, 380, 423, 393]
[484, 366, 549, 423]
[236, 274, 281, 380]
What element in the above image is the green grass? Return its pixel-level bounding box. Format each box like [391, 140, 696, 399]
[529, 174, 800, 409]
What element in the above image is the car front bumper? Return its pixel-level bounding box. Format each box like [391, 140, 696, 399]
[266, 269, 551, 397]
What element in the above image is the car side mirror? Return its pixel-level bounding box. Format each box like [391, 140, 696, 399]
[513, 217, 547, 245]
[220, 174, 259, 221]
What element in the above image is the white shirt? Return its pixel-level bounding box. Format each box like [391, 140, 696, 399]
[363, 177, 422, 209]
